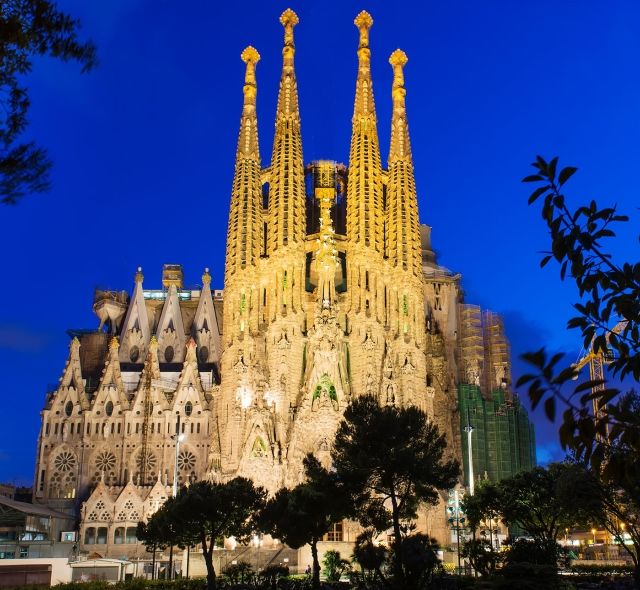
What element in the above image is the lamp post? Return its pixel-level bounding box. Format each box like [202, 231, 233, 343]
[591, 528, 597, 545]
[172, 414, 185, 498]
[447, 489, 466, 575]
[464, 414, 475, 496]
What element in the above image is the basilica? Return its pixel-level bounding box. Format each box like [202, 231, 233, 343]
[32, 9, 534, 560]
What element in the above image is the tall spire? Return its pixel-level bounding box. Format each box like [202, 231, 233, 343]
[225, 46, 263, 280]
[387, 49, 422, 277]
[347, 10, 384, 252]
[267, 8, 305, 254]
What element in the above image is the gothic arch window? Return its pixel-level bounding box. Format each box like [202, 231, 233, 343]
[198, 346, 209, 363]
[164, 346, 175, 363]
[114, 527, 125, 544]
[184, 401, 193, 417]
[84, 527, 96, 544]
[65, 401, 73, 417]
[251, 437, 268, 458]
[49, 451, 77, 498]
[92, 451, 117, 485]
[129, 345, 140, 363]
[134, 451, 157, 485]
[105, 401, 114, 416]
[126, 527, 137, 544]
[96, 527, 107, 544]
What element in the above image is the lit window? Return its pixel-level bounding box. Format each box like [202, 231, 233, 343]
[325, 522, 343, 542]
[96, 527, 107, 544]
[84, 527, 96, 545]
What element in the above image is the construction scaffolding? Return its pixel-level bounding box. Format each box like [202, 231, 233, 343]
[458, 308, 536, 488]
[459, 385, 536, 487]
[459, 304, 485, 388]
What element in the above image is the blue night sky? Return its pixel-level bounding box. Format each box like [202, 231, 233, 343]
[0, 0, 638, 482]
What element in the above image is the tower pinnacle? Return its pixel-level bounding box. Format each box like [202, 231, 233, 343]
[389, 49, 410, 160]
[390, 48, 408, 99]
[280, 8, 298, 62]
[241, 46, 260, 106]
[387, 49, 421, 276]
[347, 9, 383, 252]
[354, 10, 373, 49]
[224, 46, 263, 285]
[267, 8, 305, 254]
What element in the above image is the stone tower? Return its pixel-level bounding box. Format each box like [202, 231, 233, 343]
[33, 9, 537, 558]
[215, 9, 449, 500]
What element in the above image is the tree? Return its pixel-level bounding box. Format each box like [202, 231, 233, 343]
[519, 156, 639, 463]
[397, 534, 442, 588]
[561, 404, 640, 588]
[322, 550, 351, 582]
[137, 503, 184, 579]
[497, 463, 591, 547]
[520, 157, 640, 587]
[462, 481, 501, 545]
[460, 539, 502, 577]
[0, 0, 97, 205]
[136, 518, 167, 580]
[352, 529, 388, 587]
[222, 561, 253, 585]
[259, 455, 348, 590]
[332, 395, 459, 588]
[147, 478, 266, 590]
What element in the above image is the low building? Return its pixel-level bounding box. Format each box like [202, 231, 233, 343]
[0, 496, 76, 560]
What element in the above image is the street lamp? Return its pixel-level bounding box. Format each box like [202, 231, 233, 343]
[172, 414, 185, 498]
[447, 489, 466, 575]
[464, 412, 475, 496]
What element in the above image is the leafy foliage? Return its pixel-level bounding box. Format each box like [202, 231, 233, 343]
[503, 538, 568, 569]
[497, 463, 592, 544]
[521, 156, 640, 588]
[460, 539, 502, 577]
[322, 550, 351, 582]
[332, 395, 458, 588]
[396, 533, 442, 588]
[0, 0, 97, 204]
[352, 529, 388, 575]
[145, 478, 266, 590]
[221, 561, 253, 584]
[258, 455, 347, 590]
[462, 481, 501, 534]
[519, 156, 639, 459]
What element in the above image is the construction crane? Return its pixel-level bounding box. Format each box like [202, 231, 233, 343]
[573, 321, 626, 435]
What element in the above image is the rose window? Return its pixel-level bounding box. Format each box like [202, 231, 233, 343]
[134, 451, 157, 484]
[54, 452, 77, 472]
[95, 451, 116, 472]
[135, 452, 157, 472]
[177, 450, 196, 471]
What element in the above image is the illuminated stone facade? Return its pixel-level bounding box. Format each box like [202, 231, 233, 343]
[32, 9, 532, 559]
